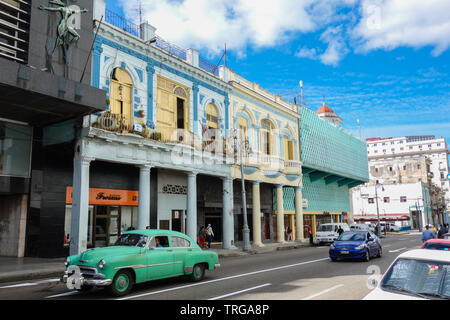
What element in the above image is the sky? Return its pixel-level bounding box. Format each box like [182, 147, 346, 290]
[106, 0, 450, 146]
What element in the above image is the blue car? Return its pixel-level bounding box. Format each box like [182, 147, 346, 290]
[329, 230, 382, 262]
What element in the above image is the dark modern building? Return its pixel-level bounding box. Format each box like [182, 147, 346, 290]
[0, 0, 105, 257]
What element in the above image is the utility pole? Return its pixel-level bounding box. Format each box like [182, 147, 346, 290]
[375, 183, 382, 237]
[234, 129, 251, 251]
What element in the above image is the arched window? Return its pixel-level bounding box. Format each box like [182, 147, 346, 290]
[206, 103, 219, 129]
[261, 119, 275, 155]
[110, 67, 133, 127]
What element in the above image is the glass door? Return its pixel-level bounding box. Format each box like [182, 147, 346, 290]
[93, 206, 122, 247]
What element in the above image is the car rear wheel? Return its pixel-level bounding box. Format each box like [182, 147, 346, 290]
[190, 264, 205, 282]
[109, 270, 134, 297]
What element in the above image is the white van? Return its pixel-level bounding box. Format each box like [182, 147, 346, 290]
[350, 223, 370, 231]
[316, 223, 350, 244]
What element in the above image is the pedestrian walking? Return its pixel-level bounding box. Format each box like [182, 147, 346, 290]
[198, 226, 206, 248]
[337, 225, 344, 236]
[206, 224, 214, 248]
[422, 225, 436, 243]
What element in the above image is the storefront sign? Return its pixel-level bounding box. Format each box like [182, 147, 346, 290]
[66, 187, 138, 206]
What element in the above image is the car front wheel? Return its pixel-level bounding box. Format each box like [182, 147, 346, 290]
[190, 264, 205, 282]
[364, 249, 370, 262]
[109, 270, 134, 297]
[377, 246, 382, 258]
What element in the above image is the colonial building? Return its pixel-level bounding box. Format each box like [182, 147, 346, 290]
[67, 0, 237, 255]
[218, 67, 303, 244]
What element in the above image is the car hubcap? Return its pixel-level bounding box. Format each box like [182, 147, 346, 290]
[116, 275, 129, 292]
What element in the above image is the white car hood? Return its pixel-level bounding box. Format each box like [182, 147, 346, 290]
[363, 287, 426, 300]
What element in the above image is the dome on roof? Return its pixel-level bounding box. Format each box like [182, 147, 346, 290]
[316, 105, 334, 114]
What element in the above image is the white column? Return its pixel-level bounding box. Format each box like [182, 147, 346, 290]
[276, 184, 285, 243]
[222, 177, 236, 249]
[138, 165, 152, 229]
[252, 181, 263, 247]
[70, 155, 93, 255]
[186, 172, 198, 242]
[295, 187, 304, 241]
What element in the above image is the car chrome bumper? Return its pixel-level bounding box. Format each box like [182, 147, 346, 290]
[61, 268, 112, 287]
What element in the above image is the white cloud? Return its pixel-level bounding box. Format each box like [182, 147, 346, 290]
[120, 0, 318, 56]
[294, 26, 349, 66]
[353, 0, 450, 56]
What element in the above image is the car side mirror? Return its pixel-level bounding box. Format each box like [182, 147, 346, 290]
[368, 238, 374, 242]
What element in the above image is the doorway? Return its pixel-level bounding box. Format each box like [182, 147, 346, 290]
[93, 206, 122, 247]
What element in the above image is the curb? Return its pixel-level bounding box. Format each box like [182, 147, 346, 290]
[0, 268, 65, 284]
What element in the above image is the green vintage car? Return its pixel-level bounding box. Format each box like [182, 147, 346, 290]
[61, 229, 220, 296]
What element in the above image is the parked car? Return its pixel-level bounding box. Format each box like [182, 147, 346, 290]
[420, 239, 450, 251]
[62, 229, 220, 296]
[389, 224, 401, 232]
[316, 223, 350, 245]
[364, 249, 450, 300]
[329, 230, 382, 262]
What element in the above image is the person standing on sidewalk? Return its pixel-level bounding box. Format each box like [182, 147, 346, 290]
[308, 224, 314, 245]
[206, 224, 214, 248]
[198, 226, 206, 248]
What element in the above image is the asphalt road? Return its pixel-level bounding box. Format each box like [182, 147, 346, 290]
[0, 233, 423, 301]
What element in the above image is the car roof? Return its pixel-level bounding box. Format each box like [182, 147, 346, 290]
[424, 239, 450, 244]
[123, 229, 189, 238]
[397, 249, 450, 262]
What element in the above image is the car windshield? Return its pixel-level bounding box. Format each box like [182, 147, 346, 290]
[381, 258, 450, 299]
[337, 232, 366, 241]
[422, 243, 450, 251]
[114, 234, 148, 248]
[318, 225, 333, 232]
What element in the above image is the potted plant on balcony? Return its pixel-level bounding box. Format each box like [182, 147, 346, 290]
[150, 131, 162, 141]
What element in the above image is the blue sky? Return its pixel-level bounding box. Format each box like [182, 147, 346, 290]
[106, 0, 450, 144]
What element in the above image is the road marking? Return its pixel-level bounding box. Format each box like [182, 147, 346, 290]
[45, 291, 80, 299]
[383, 244, 392, 248]
[118, 257, 330, 300]
[208, 283, 271, 300]
[388, 247, 407, 253]
[301, 284, 344, 300]
[398, 238, 408, 241]
[0, 278, 60, 289]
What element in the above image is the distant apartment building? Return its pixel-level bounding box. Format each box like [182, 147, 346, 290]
[352, 135, 450, 227]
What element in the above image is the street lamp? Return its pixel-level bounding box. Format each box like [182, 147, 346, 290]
[374, 182, 384, 237]
[233, 129, 251, 252]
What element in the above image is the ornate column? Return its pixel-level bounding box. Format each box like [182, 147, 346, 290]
[186, 171, 198, 242]
[70, 152, 94, 255]
[252, 181, 263, 247]
[276, 184, 285, 243]
[192, 82, 199, 135]
[295, 187, 304, 241]
[222, 176, 236, 249]
[138, 165, 152, 229]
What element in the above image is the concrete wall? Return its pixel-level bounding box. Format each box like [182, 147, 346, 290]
[0, 195, 27, 257]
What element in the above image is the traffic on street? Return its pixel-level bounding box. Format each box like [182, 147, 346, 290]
[0, 233, 427, 301]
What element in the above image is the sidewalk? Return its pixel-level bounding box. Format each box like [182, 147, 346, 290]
[0, 240, 310, 284]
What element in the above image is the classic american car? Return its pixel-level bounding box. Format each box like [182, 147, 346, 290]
[62, 229, 220, 296]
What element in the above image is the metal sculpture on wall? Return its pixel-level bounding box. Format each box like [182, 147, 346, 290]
[39, 0, 88, 76]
